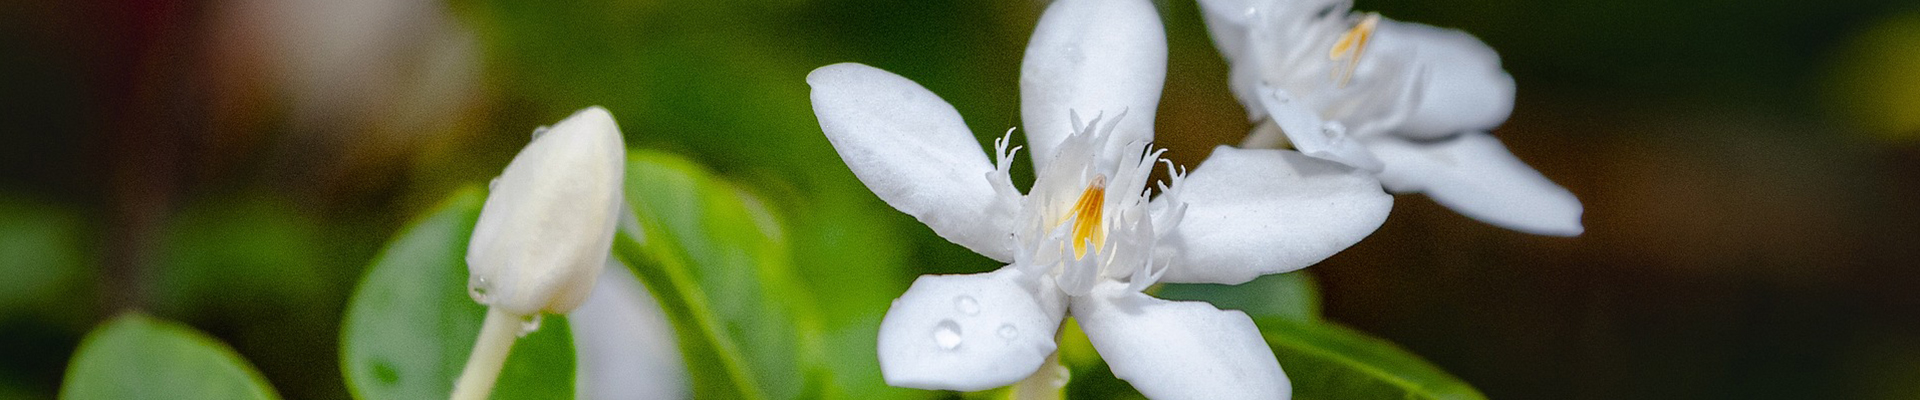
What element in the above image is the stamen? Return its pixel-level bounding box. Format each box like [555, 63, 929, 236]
[1327, 13, 1380, 88]
[1068, 175, 1108, 259]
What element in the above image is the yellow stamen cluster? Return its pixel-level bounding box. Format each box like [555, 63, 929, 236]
[1067, 175, 1108, 259]
[1328, 13, 1381, 88]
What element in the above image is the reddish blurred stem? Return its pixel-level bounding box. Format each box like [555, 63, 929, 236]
[97, 0, 193, 313]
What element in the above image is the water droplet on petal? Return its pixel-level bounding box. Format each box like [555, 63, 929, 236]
[998, 324, 1018, 339]
[531, 126, 550, 140]
[487, 177, 500, 190]
[954, 296, 980, 316]
[1063, 45, 1085, 63]
[933, 320, 963, 350]
[468, 278, 491, 303]
[517, 314, 543, 337]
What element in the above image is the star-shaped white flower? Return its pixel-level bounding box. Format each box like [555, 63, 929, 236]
[1200, 0, 1585, 236]
[808, 0, 1392, 397]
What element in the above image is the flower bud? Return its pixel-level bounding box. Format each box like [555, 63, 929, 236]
[466, 106, 626, 315]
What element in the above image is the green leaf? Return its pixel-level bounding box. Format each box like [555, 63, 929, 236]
[339, 188, 576, 400]
[613, 150, 824, 399]
[1154, 272, 1322, 323]
[59, 314, 280, 400]
[1261, 317, 1487, 400]
[770, 183, 927, 400]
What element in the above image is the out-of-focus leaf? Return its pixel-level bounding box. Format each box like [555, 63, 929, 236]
[613, 150, 824, 399]
[156, 195, 331, 314]
[0, 196, 88, 315]
[1824, 10, 1920, 142]
[1154, 272, 1322, 323]
[767, 181, 926, 400]
[1262, 317, 1487, 400]
[153, 194, 352, 399]
[339, 188, 576, 400]
[59, 314, 280, 400]
[456, 0, 828, 182]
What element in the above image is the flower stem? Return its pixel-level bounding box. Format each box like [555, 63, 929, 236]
[451, 307, 520, 400]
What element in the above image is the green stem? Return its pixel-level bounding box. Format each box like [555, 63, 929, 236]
[451, 307, 520, 400]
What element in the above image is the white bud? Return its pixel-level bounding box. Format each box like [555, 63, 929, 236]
[466, 106, 626, 315]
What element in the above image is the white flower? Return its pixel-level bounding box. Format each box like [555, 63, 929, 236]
[1200, 0, 1585, 236]
[807, 0, 1392, 397]
[466, 106, 627, 316]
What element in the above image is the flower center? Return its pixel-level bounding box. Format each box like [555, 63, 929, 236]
[1327, 12, 1380, 88]
[1066, 175, 1107, 259]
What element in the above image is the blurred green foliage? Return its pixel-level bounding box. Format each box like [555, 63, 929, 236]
[1824, 10, 1920, 141]
[0, 197, 92, 319]
[614, 150, 824, 399]
[337, 188, 576, 400]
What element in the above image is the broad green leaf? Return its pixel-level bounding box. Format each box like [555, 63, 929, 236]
[1262, 317, 1487, 400]
[613, 150, 824, 399]
[60, 314, 279, 400]
[1154, 272, 1322, 323]
[339, 188, 576, 400]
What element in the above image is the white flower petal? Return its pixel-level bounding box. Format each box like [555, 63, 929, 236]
[1159, 146, 1392, 285]
[468, 106, 625, 315]
[1072, 282, 1291, 400]
[1195, 0, 1259, 70]
[1258, 86, 1384, 172]
[1368, 132, 1584, 236]
[808, 63, 1018, 261]
[1020, 0, 1167, 168]
[877, 268, 1066, 391]
[572, 264, 688, 400]
[1374, 20, 1515, 139]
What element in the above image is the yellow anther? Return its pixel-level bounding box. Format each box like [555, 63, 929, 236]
[1328, 13, 1380, 88]
[1067, 175, 1108, 259]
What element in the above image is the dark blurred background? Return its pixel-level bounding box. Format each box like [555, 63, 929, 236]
[3, 0, 1918, 398]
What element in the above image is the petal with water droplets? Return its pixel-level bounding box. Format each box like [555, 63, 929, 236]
[877, 268, 1065, 391]
[1259, 86, 1383, 172]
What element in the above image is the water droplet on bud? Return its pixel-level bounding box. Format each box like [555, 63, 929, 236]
[468, 278, 491, 303]
[517, 314, 543, 337]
